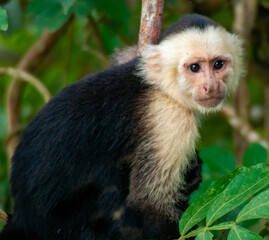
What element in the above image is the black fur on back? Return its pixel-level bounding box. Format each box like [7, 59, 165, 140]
[1, 59, 148, 239]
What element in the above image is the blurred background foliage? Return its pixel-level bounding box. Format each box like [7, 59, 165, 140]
[0, 0, 269, 236]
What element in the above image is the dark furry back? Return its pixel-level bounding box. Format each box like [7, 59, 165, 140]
[1, 59, 149, 240]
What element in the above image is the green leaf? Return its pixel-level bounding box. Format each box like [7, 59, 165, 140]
[179, 169, 241, 235]
[199, 147, 236, 176]
[0, 6, 8, 31]
[181, 227, 205, 239]
[73, 0, 97, 17]
[236, 188, 269, 223]
[96, 0, 129, 24]
[206, 164, 269, 226]
[243, 144, 267, 167]
[59, 0, 76, 14]
[195, 230, 213, 240]
[228, 225, 263, 240]
[208, 221, 234, 230]
[27, 0, 71, 31]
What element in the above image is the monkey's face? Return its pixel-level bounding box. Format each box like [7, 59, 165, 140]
[178, 53, 233, 109]
[140, 26, 244, 113]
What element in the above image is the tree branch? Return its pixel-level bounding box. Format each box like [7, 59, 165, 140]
[82, 15, 109, 68]
[137, 0, 164, 54]
[221, 104, 268, 149]
[0, 68, 50, 102]
[6, 27, 65, 158]
[232, 0, 258, 163]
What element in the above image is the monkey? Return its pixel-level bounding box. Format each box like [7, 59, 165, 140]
[0, 14, 244, 240]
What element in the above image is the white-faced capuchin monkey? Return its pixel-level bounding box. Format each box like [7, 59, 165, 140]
[0, 14, 244, 240]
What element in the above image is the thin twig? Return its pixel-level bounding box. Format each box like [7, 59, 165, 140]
[0, 67, 50, 102]
[83, 16, 109, 67]
[232, 0, 258, 162]
[221, 104, 268, 149]
[88, 15, 107, 55]
[5, 28, 65, 158]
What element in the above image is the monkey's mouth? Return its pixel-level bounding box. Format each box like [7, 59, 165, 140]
[195, 96, 224, 108]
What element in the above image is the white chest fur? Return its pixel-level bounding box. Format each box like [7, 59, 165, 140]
[128, 90, 199, 220]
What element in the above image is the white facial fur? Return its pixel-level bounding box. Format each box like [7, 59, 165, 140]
[139, 26, 245, 114]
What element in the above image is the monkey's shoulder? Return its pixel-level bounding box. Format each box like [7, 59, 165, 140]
[10, 60, 146, 197]
[15, 59, 147, 164]
[49, 58, 147, 110]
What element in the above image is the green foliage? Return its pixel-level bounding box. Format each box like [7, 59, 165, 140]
[243, 143, 268, 167]
[59, 0, 76, 14]
[206, 164, 269, 226]
[95, 0, 129, 24]
[227, 225, 263, 240]
[208, 221, 234, 230]
[27, 0, 72, 31]
[27, 0, 129, 32]
[179, 146, 269, 240]
[0, 6, 8, 31]
[199, 147, 236, 177]
[236, 188, 269, 222]
[195, 229, 213, 240]
[179, 169, 241, 235]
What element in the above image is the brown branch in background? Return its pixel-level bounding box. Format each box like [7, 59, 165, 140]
[0, 209, 8, 223]
[82, 16, 109, 68]
[221, 104, 268, 149]
[233, 0, 257, 38]
[88, 15, 107, 56]
[0, 68, 51, 102]
[249, 63, 269, 155]
[232, 0, 258, 164]
[6, 26, 66, 159]
[265, 85, 269, 144]
[137, 0, 164, 54]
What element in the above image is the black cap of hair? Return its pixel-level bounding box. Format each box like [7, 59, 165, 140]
[159, 14, 220, 43]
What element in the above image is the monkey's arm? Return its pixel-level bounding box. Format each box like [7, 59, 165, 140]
[184, 154, 202, 195]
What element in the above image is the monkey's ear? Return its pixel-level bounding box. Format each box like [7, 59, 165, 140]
[144, 47, 162, 84]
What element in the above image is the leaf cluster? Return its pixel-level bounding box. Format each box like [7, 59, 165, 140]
[26, 0, 129, 32]
[179, 144, 269, 240]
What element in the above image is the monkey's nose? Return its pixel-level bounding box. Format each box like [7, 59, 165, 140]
[203, 81, 220, 95]
[203, 86, 208, 93]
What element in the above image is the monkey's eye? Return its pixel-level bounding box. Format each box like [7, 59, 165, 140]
[190, 64, 200, 73]
[213, 60, 224, 70]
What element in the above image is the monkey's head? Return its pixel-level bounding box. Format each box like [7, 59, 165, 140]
[139, 15, 245, 113]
